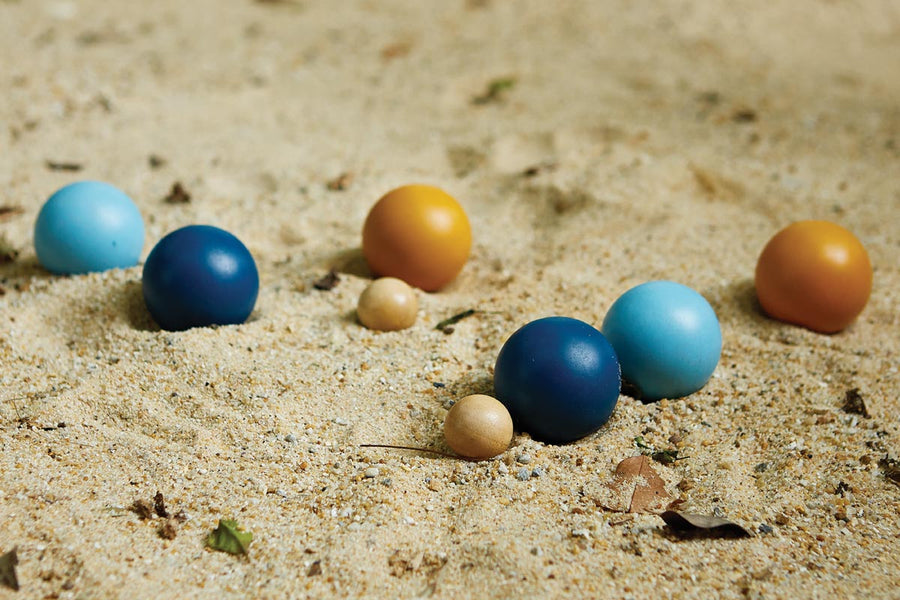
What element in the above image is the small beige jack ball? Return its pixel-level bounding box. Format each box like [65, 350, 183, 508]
[444, 394, 513, 460]
[357, 277, 418, 331]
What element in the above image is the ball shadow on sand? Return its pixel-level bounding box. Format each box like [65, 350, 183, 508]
[721, 277, 769, 327]
[117, 279, 159, 332]
[0, 256, 56, 285]
[328, 247, 372, 279]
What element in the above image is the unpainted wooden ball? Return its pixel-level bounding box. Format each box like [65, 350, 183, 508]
[444, 394, 513, 460]
[357, 277, 418, 331]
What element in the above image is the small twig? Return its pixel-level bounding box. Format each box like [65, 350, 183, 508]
[360, 444, 457, 459]
[0, 205, 24, 221]
[6, 397, 24, 421]
[45, 160, 83, 172]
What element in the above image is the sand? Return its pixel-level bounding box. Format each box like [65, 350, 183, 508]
[1, 1, 899, 598]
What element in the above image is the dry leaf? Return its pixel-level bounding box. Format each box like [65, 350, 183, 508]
[313, 270, 340, 291]
[660, 510, 752, 538]
[154, 491, 169, 518]
[381, 41, 412, 61]
[130, 499, 154, 520]
[880, 456, 900, 486]
[0, 205, 24, 222]
[326, 172, 353, 191]
[163, 182, 191, 204]
[307, 560, 322, 576]
[158, 520, 177, 540]
[842, 388, 869, 417]
[606, 455, 670, 513]
[0, 547, 19, 591]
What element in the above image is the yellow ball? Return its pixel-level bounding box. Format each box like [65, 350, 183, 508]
[362, 184, 472, 292]
[357, 277, 418, 331]
[444, 394, 513, 460]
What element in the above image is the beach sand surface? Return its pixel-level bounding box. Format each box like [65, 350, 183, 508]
[1, 1, 899, 598]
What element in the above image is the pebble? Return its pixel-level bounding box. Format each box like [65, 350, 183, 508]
[531, 467, 544, 478]
[517, 454, 532, 464]
[285, 434, 297, 443]
[572, 529, 591, 539]
[516, 467, 531, 481]
[364, 467, 380, 478]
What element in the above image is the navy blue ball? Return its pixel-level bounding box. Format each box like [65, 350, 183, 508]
[143, 225, 259, 331]
[493, 317, 621, 444]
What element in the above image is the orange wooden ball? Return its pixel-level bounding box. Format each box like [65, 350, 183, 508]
[362, 185, 471, 292]
[755, 220, 872, 333]
[444, 394, 513, 460]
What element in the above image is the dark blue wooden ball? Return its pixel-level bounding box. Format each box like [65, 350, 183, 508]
[142, 225, 259, 331]
[493, 316, 621, 444]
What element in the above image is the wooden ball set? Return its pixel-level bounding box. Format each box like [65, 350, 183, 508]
[31, 180, 874, 460]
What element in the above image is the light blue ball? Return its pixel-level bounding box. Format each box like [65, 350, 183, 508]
[601, 280, 721, 401]
[34, 181, 145, 275]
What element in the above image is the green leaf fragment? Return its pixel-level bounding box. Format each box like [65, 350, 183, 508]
[472, 77, 517, 105]
[435, 309, 477, 332]
[206, 519, 253, 555]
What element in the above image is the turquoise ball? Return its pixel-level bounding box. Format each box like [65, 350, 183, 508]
[601, 281, 722, 401]
[34, 181, 145, 274]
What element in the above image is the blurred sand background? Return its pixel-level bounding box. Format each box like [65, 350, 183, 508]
[1, 1, 899, 598]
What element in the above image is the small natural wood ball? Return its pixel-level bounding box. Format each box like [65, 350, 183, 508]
[444, 394, 513, 460]
[357, 277, 418, 331]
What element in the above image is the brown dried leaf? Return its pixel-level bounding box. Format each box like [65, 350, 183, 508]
[326, 172, 353, 191]
[660, 510, 752, 538]
[157, 520, 177, 540]
[0, 547, 19, 591]
[307, 560, 322, 576]
[313, 270, 340, 291]
[381, 41, 412, 61]
[130, 499, 154, 520]
[607, 455, 670, 513]
[842, 388, 869, 418]
[153, 491, 169, 518]
[0, 205, 24, 222]
[880, 456, 900, 486]
[163, 182, 191, 204]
